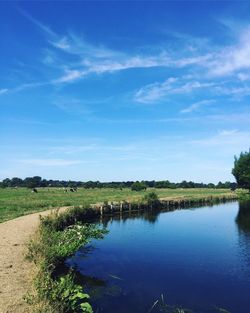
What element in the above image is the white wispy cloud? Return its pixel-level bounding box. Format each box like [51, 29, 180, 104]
[53, 69, 85, 83]
[0, 88, 9, 95]
[214, 84, 250, 97]
[190, 130, 250, 148]
[237, 72, 250, 81]
[134, 77, 213, 103]
[206, 27, 250, 77]
[48, 144, 98, 155]
[51, 32, 117, 59]
[9, 7, 250, 109]
[180, 99, 215, 114]
[52, 36, 71, 50]
[16, 10, 212, 81]
[53, 97, 93, 116]
[17, 7, 56, 37]
[219, 129, 238, 136]
[206, 112, 250, 124]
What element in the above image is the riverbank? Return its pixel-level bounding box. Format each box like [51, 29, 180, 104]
[0, 208, 68, 313]
[26, 196, 240, 313]
[0, 187, 238, 223]
[0, 192, 239, 312]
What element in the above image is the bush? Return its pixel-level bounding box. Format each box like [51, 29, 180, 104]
[143, 192, 159, 206]
[26, 206, 107, 312]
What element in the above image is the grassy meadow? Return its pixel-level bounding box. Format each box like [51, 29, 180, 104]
[0, 187, 237, 223]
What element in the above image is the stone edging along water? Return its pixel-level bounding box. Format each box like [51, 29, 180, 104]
[78, 193, 239, 220]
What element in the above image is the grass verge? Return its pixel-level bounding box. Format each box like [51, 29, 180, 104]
[25, 206, 107, 313]
[238, 191, 250, 201]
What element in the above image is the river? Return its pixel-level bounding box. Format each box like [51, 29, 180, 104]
[67, 201, 250, 313]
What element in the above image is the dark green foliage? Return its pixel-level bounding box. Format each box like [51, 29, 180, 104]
[24, 176, 42, 188]
[155, 181, 171, 188]
[29, 271, 93, 313]
[40, 207, 99, 231]
[217, 181, 234, 189]
[0, 176, 236, 189]
[143, 192, 160, 206]
[236, 200, 250, 233]
[26, 207, 107, 312]
[131, 181, 147, 191]
[232, 150, 250, 190]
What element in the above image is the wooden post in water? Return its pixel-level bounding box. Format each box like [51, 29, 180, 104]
[119, 202, 123, 220]
[100, 206, 103, 224]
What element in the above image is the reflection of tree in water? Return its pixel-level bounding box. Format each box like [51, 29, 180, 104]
[236, 200, 250, 233]
[99, 209, 164, 227]
[236, 200, 250, 267]
[98, 201, 235, 228]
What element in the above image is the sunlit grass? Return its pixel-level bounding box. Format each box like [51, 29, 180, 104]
[0, 187, 236, 223]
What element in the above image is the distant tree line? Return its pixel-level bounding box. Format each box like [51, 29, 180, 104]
[0, 176, 237, 190]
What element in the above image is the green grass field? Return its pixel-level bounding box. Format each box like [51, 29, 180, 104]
[0, 187, 237, 223]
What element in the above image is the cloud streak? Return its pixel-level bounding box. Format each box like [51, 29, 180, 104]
[4, 7, 250, 118]
[0, 89, 8, 95]
[207, 28, 250, 77]
[134, 77, 213, 103]
[17, 7, 56, 37]
[180, 100, 215, 114]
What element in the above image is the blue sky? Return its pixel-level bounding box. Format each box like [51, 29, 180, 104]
[1, 1, 250, 183]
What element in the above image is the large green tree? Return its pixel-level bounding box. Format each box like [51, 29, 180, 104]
[232, 150, 250, 190]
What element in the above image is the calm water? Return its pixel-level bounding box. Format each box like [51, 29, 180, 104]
[67, 201, 250, 313]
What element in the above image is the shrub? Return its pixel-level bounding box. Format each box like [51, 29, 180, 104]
[143, 192, 160, 206]
[26, 206, 107, 312]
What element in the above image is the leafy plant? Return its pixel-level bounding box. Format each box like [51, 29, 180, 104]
[143, 192, 160, 206]
[26, 206, 107, 312]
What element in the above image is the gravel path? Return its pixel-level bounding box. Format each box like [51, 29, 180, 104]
[0, 208, 65, 313]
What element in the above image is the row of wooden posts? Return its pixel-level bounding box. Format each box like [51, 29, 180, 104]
[91, 194, 238, 217]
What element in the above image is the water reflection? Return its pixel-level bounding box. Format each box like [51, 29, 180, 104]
[236, 200, 250, 233]
[236, 201, 250, 270]
[100, 209, 161, 227]
[99, 201, 229, 227]
[67, 201, 250, 313]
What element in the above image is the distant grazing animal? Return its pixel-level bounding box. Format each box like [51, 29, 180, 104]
[32, 188, 38, 193]
[69, 187, 78, 192]
[63, 187, 68, 192]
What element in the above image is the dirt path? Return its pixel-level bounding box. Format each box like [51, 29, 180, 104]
[0, 208, 66, 313]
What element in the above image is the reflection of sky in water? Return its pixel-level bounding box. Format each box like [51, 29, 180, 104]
[67, 202, 250, 313]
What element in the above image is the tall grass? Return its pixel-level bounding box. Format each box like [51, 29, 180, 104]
[26, 206, 107, 313]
